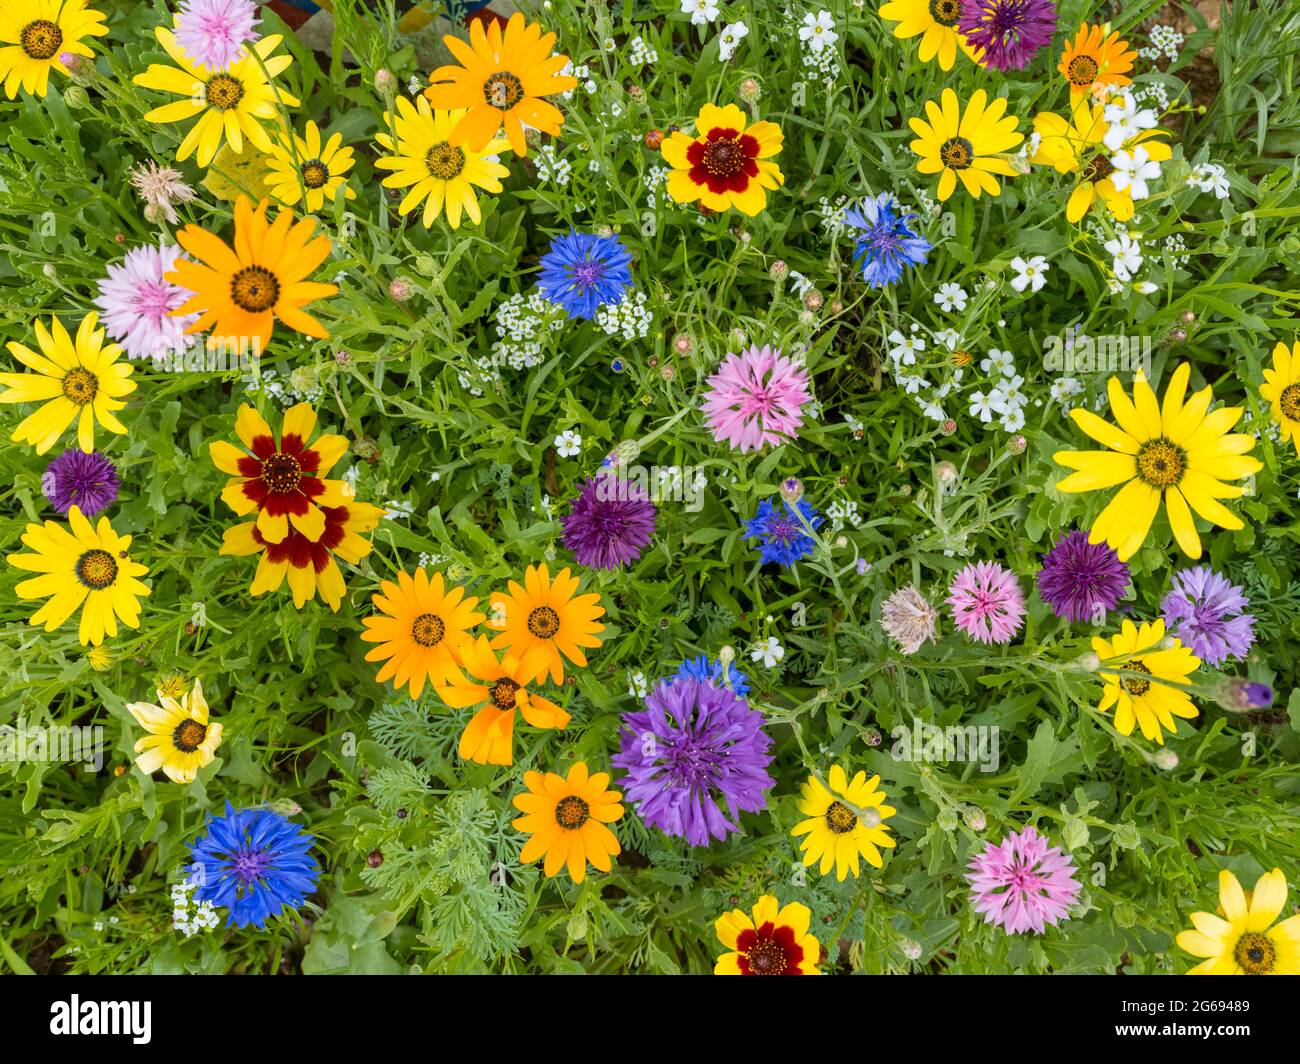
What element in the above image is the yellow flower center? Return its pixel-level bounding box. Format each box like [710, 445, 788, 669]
[928, 0, 961, 27]
[425, 142, 466, 180]
[205, 73, 245, 110]
[939, 136, 973, 170]
[554, 795, 590, 830]
[300, 159, 329, 189]
[411, 612, 446, 647]
[1067, 54, 1100, 86]
[21, 19, 62, 60]
[1136, 437, 1185, 488]
[172, 718, 208, 753]
[1120, 659, 1152, 697]
[230, 265, 281, 313]
[1279, 383, 1300, 422]
[62, 367, 99, 405]
[260, 452, 301, 494]
[483, 71, 524, 110]
[527, 605, 561, 638]
[75, 548, 118, 590]
[1233, 932, 1275, 974]
[825, 800, 857, 834]
[490, 677, 520, 710]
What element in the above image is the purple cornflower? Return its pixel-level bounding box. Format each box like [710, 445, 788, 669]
[1161, 567, 1255, 667]
[946, 561, 1026, 644]
[174, 0, 260, 70]
[536, 230, 634, 320]
[1036, 530, 1129, 623]
[745, 497, 822, 567]
[958, 0, 1058, 72]
[613, 677, 775, 847]
[560, 473, 657, 570]
[42, 450, 119, 517]
[966, 824, 1081, 935]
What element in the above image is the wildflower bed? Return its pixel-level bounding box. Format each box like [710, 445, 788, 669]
[1, 0, 1299, 977]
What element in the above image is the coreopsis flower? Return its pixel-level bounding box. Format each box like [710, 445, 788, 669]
[792, 766, 897, 880]
[946, 561, 1026, 644]
[373, 97, 510, 230]
[662, 103, 784, 216]
[486, 564, 605, 684]
[128, 160, 198, 224]
[1260, 340, 1300, 452]
[263, 120, 357, 213]
[536, 231, 633, 320]
[703, 345, 811, 452]
[362, 568, 485, 698]
[560, 474, 657, 571]
[7, 505, 150, 646]
[1053, 364, 1261, 560]
[210, 403, 351, 545]
[92, 243, 199, 362]
[1177, 868, 1300, 975]
[127, 678, 224, 784]
[132, 28, 299, 168]
[877, 0, 981, 71]
[1035, 529, 1129, 623]
[1, 313, 135, 454]
[436, 635, 570, 765]
[1160, 567, 1254, 667]
[512, 761, 623, 883]
[188, 803, 320, 928]
[1091, 618, 1199, 744]
[880, 584, 939, 654]
[1058, 22, 1135, 100]
[958, 0, 1057, 72]
[42, 449, 118, 517]
[169, 196, 338, 350]
[967, 825, 1081, 934]
[424, 12, 577, 157]
[909, 88, 1023, 201]
[612, 678, 775, 846]
[844, 193, 931, 288]
[0, 0, 107, 99]
[714, 895, 822, 975]
[745, 497, 822, 566]
[172, 0, 259, 70]
[1031, 100, 1170, 223]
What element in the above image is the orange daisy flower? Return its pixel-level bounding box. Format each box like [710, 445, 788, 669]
[512, 761, 623, 884]
[1058, 23, 1136, 100]
[661, 102, 784, 217]
[486, 563, 605, 685]
[424, 12, 577, 157]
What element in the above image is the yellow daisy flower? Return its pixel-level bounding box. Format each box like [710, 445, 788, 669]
[511, 761, 623, 884]
[1058, 22, 1136, 100]
[0, 312, 134, 455]
[1260, 340, 1300, 452]
[661, 102, 784, 217]
[1053, 363, 1261, 560]
[1177, 868, 1300, 975]
[877, 0, 982, 71]
[908, 88, 1023, 201]
[127, 678, 224, 785]
[373, 96, 510, 230]
[791, 765, 897, 880]
[264, 119, 357, 212]
[7, 505, 150, 646]
[424, 11, 577, 157]
[132, 27, 299, 168]
[714, 895, 822, 975]
[0, 0, 107, 99]
[1091, 618, 1199, 744]
[486, 563, 605, 685]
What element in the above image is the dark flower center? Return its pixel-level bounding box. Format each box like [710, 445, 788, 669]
[1136, 437, 1185, 488]
[1067, 54, 1100, 85]
[490, 677, 520, 710]
[701, 137, 746, 178]
[231, 848, 271, 886]
[300, 159, 329, 188]
[205, 73, 245, 110]
[746, 933, 792, 975]
[1121, 659, 1152, 697]
[1279, 383, 1300, 421]
[1233, 932, 1275, 974]
[426, 142, 466, 180]
[75, 549, 118, 590]
[21, 19, 62, 60]
[483, 71, 523, 110]
[173, 718, 208, 752]
[411, 613, 446, 647]
[1083, 152, 1115, 183]
[939, 136, 974, 170]
[554, 795, 590, 830]
[62, 367, 98, 405]
[230, 266, 281, 313]
[929, 0, 960, 26]
[527, 606, 561, 639]
[260, 452, 301, 493]
[571, 260, 606, 288]
[825, 800, 857, 834]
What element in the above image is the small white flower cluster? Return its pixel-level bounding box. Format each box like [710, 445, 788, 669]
[1049, 375, 1084, 405]
[644, 163, 669, 209]
[653, 464, 708, 497]
[534, 144, 572, 187]
[492, 292, 565, 370]
[826, 497, 862, 532]
[1134, 81, 1169, 111]
[1101, 92, 1165, 205]
[384, 498, 415, 520]
[416, 550, 449, 569]
[559, 60, 597, 99]
[407, 75, 422, 95]
[843, 412, 864, 438]
[627, 35, 658, 66]
[245, 365, 324, 408]
[718, 22, 749, 61]
[1164, 232, 1191, 267]
[817, 194, 850, 238]
[171, 876, 218, 938]
[1187, 161, 1231, 199]
[966, 347, 1029, 432]
[596, 290, 654, 340]
[790, 9, 840, 79]
[627, 670, 649, 698]
[1139, 24, 1184, 63]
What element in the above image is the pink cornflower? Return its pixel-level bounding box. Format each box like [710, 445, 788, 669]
[174, 0, 260, 70]
[946, 561, 1025, 644]
[702, 345, 812, 452]
[93, 243, 200, 362]
[967, 824, 1081, 935]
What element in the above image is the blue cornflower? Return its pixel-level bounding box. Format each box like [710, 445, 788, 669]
[675, 654, 752, 699]
[744, 497, 822, 567]
[189, 803, 320, 929]
[844, 193, 931, 289]
[536, 230, 634, 320]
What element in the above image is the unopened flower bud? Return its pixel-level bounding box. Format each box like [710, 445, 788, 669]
[859, 806, 882, 829]
[367, 850, 384, 868]
[672, 332, 693, 354]
[374, 68, 395, 94]
[940, 418, 957, 436]
[779, 476, 803, 503]
[1180, 310, 1196, 324]
[739, 78, 762, 104]
[718, 645, 736, 667]
[770, 260, 788, 281]
[963, 805, 986, 832]
[1169, 328, 1186, 342]
[935, 461, 958, 486]
[1214, 677, 1274, 713]
[1075, 651, 1102, 672]
[389, 276, 414, 302]
[1008, 434, 1027, 455]
[1152, 748, 1178, 771]
[802, 288, 823, 311]
[901, 939, 923, 961]
[864, 725, 882, 746]
[936, 807, 959, 832]
[64, 84, 88, 108]
[644, 128, 663, 150]
[415, 254, 436, 276]
[334, 348, 353, 366]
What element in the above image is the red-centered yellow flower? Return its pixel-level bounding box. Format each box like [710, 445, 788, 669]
[1053, 364, 1261, 560]
[0, 313, 134, 454]
[877, 0, 982, 71]
[210, 403, 351, 545]
[661, 102, 784, 217]
[7, 505, 150, 646]
[1058, 23, 1136, 100]
[512, 761, 622, 884]
[127, 678, 224, 784]
[424, 12, 576, 157]
[169, 195, 338, 351]
[1177, 868, 1300, 975]
[0, 0, 107, 99]
[1260, 340, 1300, 453]
[487, 563, 605, 685]
[909, 88, 1022, 201]
[1092, 618, 1199, 744]
[791, 765, 897, 880]
[362, 569, 485, 698]
[715, 895, 822, 975]
[435, 635, 571, 765]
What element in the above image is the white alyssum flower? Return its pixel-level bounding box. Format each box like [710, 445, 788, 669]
[1009, 254, 1050, 293]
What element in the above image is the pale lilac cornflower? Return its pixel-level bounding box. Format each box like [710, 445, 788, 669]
[946, 561, 1026, 644]
[1161, 567, 1255, 667]
[129, 160, 197, 224]
[174, 0, 260, 70]
[93, 243, 200, 361]
[967, 824, 1081, 935]
[703, 345, 812, 453]
[880, 585, 939, 654]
